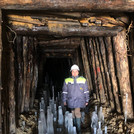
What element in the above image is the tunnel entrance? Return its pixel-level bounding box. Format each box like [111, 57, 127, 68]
[1, 9, 134, 134]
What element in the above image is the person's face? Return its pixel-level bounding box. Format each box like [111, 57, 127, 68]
[71, 69, 79, 77]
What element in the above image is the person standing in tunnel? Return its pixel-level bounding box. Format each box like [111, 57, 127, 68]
[62, 64, 89, 134]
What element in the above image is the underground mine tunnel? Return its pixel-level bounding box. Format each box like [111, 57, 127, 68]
[1, 1, 134, 134]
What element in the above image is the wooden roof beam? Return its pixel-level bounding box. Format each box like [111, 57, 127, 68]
[1, 0, 134, 12]
[38, 38, 80, 46]
[41, 48, 76, 53]
[10, 25, 123, 37]
[44, 52, 73, 58]
[38, 45, 79, 49]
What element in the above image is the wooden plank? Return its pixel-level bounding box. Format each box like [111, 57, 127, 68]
[80, 38, 93, 91]
[24, 37, 33, 112]
[87, 38, 100, 100]
[113, 29, 133, 119]
[6, 12, 130, 25]
[30, 63, 38, 108]
[0, 9, 2, 134]
[21, 36, 28, 112]
[38, 38, 79, 48]
[30, 38, 38, 108]
[129, 22, 134, 113]
[8, 15, 44, 25]
[104, 37, 121, 113]
[8, 15, 80, 26]
[95, 38, 109, 102]
[44, 52, 73, 58]
[41, 48, 75, 53]
[92, 38, 106, 103]
[9, 43, 16, 134]
[38, 38, 80, 46]
[15, 36, 23, 126]
[98, 37, 115, 110]
[10, 25, 123, 37]
[2, 47, 9, 134]
[1, 0, 134, 12]
[40, 45, 78, 49]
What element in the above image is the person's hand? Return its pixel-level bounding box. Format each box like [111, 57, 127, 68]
[85, 102, 88, 106]
[64, 102, 67, 106]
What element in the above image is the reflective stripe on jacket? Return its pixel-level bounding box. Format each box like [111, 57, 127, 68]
[62, 76, 89, 108]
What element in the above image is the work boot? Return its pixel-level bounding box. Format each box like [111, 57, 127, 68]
[73, 118, 76, 126]
[76, 118, 81, 134]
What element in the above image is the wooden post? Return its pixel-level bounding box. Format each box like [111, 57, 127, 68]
[30, 63, 38, 108]
[24, 37, 33, 112]
[80, 38, 93, 91]
[113, 29, 133, 118]
[0, 9, 2, 134]
[38, 38, 80, 46]
[92, 38, 106, 103]
[15, 36, 23, 126]
[95, 38, 109, 101]
[104, 37, 121, 113]
[9, 43, 16, 134]
[30, 37, 38, 109]
[21, 36, 28, 112]
[98, 37, 115, 110]
[129, 23, 134, 113]
[88, 38, 100, 100]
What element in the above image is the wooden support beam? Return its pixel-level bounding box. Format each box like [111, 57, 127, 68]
[7, 14, 79, 26]
[0, 9, 2, 134]
[129, 22, 134, 113]
[40, 45, 78, 49]
[9, 43, 16, 134]
[95, 38, 109, 102]
[10, 25, 123, 37]
[1, 0, 134, 12]
[44, 52, 73, 58]
[38, 38, 80, 49]
[104, 37, 121, 113]
[30, 63, 38, 108]
[29, 38, 38, 108]
[41, 48, 75, 53]
[87, 38, 100, 100]
[15, 36, 23, 127]
[7, 14, 128, 28]
[113, 29, 134, 119]
[24, 37, 33, 112]
[80, 38, 93, 91]
[92, 38, 106, 103]
[98, 37, 115, 110]
[38, 38, 80, 46]
[94, 38, 108, 103]
[21, 36, 28, 112]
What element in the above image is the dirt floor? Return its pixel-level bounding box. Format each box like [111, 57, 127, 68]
[16, 95, 134, 134]
[82, 96, 134, 134]
[16, 100, 38, 134]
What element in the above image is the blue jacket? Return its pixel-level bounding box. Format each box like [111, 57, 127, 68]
[62, 76, 89, 108]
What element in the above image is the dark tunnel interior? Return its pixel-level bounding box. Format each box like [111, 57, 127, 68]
[42, 58, 71, 93]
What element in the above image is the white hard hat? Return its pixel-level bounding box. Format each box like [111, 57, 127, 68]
[70, 64, 80, 71]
